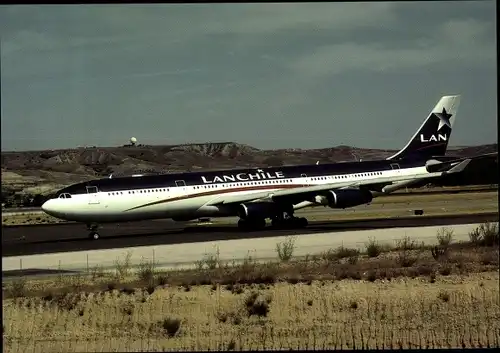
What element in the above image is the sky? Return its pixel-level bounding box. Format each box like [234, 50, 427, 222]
[0, 1, 497, 152]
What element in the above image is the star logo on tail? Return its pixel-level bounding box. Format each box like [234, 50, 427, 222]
[435, 107, 452, 131]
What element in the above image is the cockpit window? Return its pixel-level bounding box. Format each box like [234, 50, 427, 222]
[58, 193, 72, 199]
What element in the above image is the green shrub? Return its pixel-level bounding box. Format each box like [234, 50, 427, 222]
[137, 257, 157, 283]
[436, 227, 454, 248]
[365, 237, 383, 258]
[276, 236, 296, 262]
[469, 222, 499, 247]
[114, 251, 133, 279]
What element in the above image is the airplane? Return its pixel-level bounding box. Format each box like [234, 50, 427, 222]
[42, 95, 472, 240]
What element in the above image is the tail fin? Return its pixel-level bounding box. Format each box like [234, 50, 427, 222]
[387, 95, 461, 161]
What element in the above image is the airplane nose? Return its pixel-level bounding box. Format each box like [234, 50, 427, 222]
[41, 200, 62, 217]
[41, 200, 52, 214]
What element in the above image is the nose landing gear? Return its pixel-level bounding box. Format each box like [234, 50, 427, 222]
[87, 224, 100, 240]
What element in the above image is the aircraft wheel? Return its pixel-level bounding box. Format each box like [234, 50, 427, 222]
[238, 218, 266, 231]
[238, 219, 248, 230]
[282, 217, 308, 229]
[271, 218, 282, 228]
[252, 217, 266, 230]
[297, 217, 308, 228]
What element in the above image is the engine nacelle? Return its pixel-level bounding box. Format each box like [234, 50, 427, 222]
[326, 189, 373, 209]
[237, 202, 291, 220]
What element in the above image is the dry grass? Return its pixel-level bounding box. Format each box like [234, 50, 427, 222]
[3, 223, 499, 351]
[3, 272, 499, 351]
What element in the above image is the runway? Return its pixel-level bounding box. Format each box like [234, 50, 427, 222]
[2, 222, 492, 277]
[2, 212, 498, 257]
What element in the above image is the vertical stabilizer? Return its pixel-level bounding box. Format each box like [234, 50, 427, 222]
[387, 95, 460, 160]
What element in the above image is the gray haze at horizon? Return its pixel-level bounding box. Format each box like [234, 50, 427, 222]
[0, 2, 496, 152]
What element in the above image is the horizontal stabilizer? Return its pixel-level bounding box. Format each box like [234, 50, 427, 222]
[444, 158, 471, 174]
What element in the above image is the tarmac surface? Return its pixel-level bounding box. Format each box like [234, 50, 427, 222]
[2, 212, 498, 257]
[2, 222, 488, 277]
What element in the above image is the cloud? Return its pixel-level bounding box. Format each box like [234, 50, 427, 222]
[289, 17, 494, 79]
[0, 2, 496, 151]
[0, 3, 397, 53]
[203, 3, 397, 35]
[439, 18, 493, 45]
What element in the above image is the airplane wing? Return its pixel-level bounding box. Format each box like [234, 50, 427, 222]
[207, 158, 471, 207]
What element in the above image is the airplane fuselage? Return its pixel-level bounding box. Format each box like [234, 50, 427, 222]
[40, 94, 465, 237]
[42, 158, 434, 223]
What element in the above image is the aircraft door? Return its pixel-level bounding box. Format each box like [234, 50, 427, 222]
[86, 186, 100, 205]
[175, 180, 187, 193]
[390, 163, 401, 175]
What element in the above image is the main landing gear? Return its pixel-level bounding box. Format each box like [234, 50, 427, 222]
[237, 212, 309, 231]
[87, 223, 100, 240]
[271, 215, 308, 229]
[237, 217, 267, 231]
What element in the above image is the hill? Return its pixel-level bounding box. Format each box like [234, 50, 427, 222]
[1, 142, 497, 199]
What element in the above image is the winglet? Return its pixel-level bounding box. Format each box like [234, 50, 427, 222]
[444, 158, 471, 174]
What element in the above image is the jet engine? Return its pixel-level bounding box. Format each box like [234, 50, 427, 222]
[237, 202, 292, 220]
[324, 188, 373, 209]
